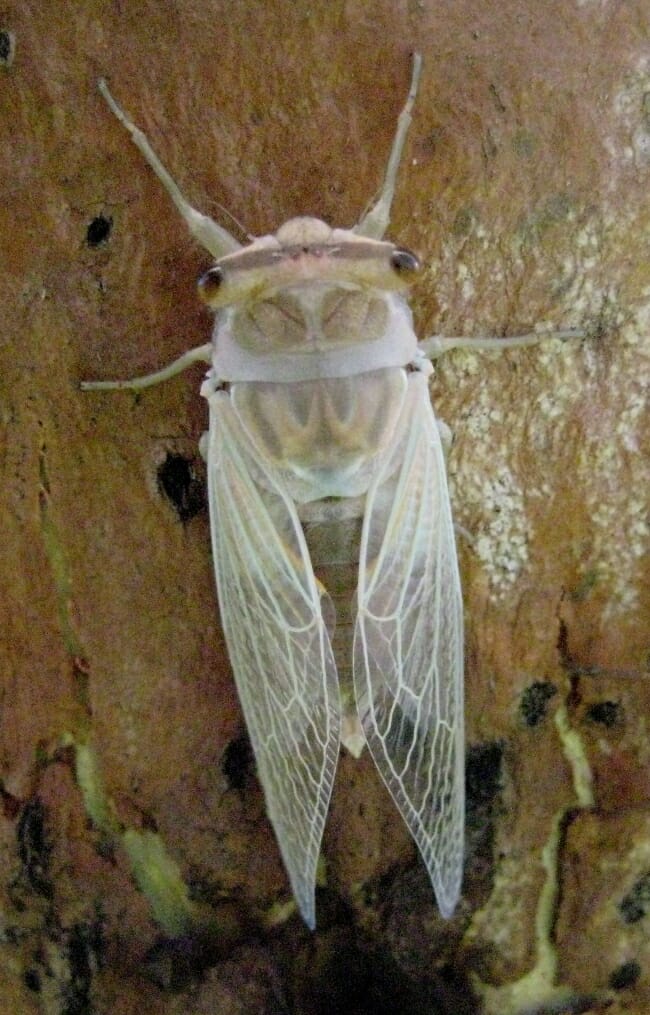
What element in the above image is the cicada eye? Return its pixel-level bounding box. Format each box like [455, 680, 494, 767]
[198, 265, 224, 302]
[390, 247, 421, 276]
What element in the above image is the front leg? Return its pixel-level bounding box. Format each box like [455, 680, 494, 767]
[80, 343, 213, 391]
[418, 328, 584, 362]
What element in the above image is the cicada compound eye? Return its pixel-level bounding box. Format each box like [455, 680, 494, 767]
[390, 247, 421, 277]
[198, 265, 225, 303]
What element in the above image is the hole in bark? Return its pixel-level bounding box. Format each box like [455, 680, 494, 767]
[86, 215, 113, 247]
[609, 960, 641, 990]
[222, 735, 253, 791]
[157, 453, 205, 522]
[585, 700, 623, 728]
[519, 680, 557, 727]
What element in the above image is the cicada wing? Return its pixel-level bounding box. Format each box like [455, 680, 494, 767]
[354, 372, 464, 917]
[205, 390, 340, 929]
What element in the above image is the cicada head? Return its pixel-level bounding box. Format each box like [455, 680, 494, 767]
[198, 216, 420, 306]
[198, 217, 422, 379]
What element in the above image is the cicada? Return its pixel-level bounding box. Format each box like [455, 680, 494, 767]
[83, 56, 580, 928]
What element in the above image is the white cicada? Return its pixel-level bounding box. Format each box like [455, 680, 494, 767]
[83, 56, 580, 928]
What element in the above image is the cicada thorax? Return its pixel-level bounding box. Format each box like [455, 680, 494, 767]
[229, 367, 408, 501]
[229, 366, 410, 757]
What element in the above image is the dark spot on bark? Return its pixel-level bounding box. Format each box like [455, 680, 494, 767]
[466, 741, 503, 814]
[145, 934, 219, 991]
[464, 741, 504, 883]
[619, 872, 650, 924]
[222, 735, 253, 791]
[609, 960, 641, 990]
[61, 921, 104, 1015]
[520, 681, 557, 727]
[23, 968, 41, 992]
[144, 904, 249, 991]
[585, 700, 623, 728]
[0, 30, 15, 65]
[1, 782, 21, 819]
[17, 799, 53, 899]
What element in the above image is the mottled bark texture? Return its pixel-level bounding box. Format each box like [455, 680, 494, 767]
[1, 2, 648, 1013]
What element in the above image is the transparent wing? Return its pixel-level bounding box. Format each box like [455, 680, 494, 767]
[205, 389, 340, 929]
[354, 371, 464, 917]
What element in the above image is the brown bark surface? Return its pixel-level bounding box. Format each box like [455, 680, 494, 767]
[1, 2, 648, 1013]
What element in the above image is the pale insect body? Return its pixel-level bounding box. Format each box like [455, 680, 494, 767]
[83, 57, 582, 928]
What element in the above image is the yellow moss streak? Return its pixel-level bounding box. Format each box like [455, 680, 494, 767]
[554, 704, 594, 810]
[69, 737, 119, 836]
[38, 445, 86, 669]
[264, 898, 298, 928]
[38, 446, 209, 937]
[470, 704, 595, 1015]
[66, 735, 205, 937]
[122, 828, 199, 936]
